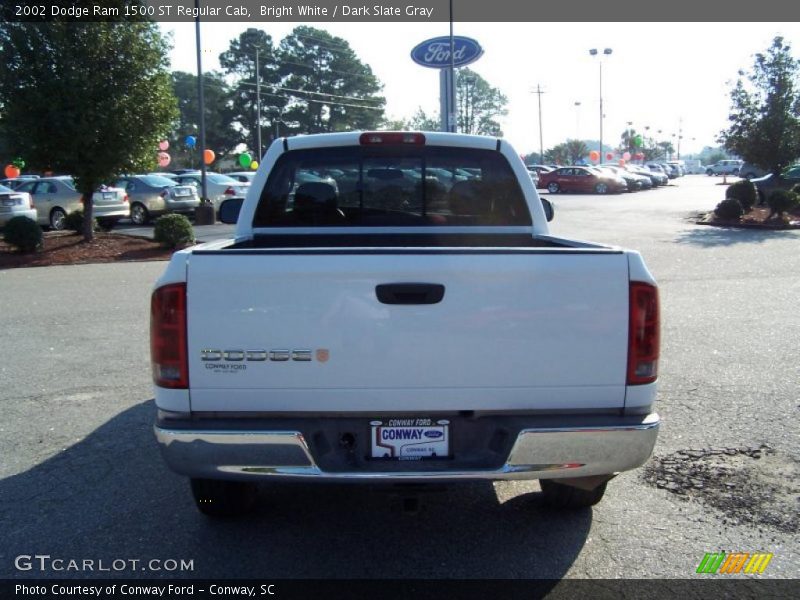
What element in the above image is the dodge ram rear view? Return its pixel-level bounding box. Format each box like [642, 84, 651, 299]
[151, 131, 660, 516]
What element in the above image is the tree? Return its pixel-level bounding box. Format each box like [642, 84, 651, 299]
[219, 28, 284, 157]
[719, 36, 800, 175]
[0, 22, 177, 240]
[565, 139, 589, 164]
[170, 71, 240, 168]
[274, 26, 385, 134]
[544, 143, 570, 166]
[456, 68, 508, 136]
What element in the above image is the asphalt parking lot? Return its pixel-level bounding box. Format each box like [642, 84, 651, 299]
[1, 176, 798, 580]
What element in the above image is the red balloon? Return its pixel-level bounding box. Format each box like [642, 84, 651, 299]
[589, 150, 600, 162]
[606, 152, 614, 161]
[157, 152, 171, 167]
[4, 164, 20, 178]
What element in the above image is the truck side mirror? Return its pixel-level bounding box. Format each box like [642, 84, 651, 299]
[541, 198, 555, 222]
[219, 197, 244, 224]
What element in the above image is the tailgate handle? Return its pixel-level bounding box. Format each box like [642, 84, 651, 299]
[376, 283, 445, 305]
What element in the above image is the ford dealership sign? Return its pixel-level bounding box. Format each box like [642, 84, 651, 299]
[410, 36, 484, 69]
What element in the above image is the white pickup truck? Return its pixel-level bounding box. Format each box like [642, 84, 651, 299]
[152, 132, 660, 516]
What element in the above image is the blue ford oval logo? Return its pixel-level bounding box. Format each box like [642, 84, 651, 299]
[424, 430, 444, 439]
[410, 36, 484, 69]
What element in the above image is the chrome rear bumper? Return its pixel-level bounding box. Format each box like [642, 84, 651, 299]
[155, 413, 659, 482]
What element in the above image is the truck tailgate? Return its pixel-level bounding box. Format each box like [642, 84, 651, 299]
[186, 250, 630, 412]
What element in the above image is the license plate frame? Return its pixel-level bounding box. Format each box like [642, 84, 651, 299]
[370, 418, 450, 460]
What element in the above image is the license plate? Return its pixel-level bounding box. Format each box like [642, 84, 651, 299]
[174, 188, 190, 197]
[2, 199, 15, 206]
[371, 418, 449, 459]
[102, 192, 115, 200]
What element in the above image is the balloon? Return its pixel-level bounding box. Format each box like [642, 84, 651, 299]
[4, 165, 20, 178]
[589, 150, 600, 162]
[623, 152, 631, 161]
[250, 160, 259, 170]
[203, 149, 215, 165]
[635, 152, 645, 160]
[12, 157, 25, 169]
[159, 140, 169, 151]
[238, 152, 252, 168]
[185, 135, 197, 148]
[158, 152, 171, 167]
[619, 159, 626, 166]
[606, 152, 614, 161]
[633, 135, 643, 147]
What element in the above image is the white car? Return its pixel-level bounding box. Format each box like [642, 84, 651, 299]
[13, 176, 129, 230]
[173, 172, 250, 213]
[706, 160, 742, 176]
[0, 183, 37, 226]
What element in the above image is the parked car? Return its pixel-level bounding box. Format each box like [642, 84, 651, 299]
[738, 163, 769, 180]
[596, 165, 642, 191]
[226, 171, 255, 183]
[750, 165, 800, 203]
[539, 166, 627, 194]
[0, 175, 39, 189]
[526, 168, 539, 187]
[659, 163, 680, 179]
[114, 174, 200, 225]
[646, 163, 670, 178]
[173, 172, 250, 213]
[525, 164, 554, 176]
[627, 165, 665, 187]
[0, 183, 37, 226]
[151, 131, 660, 516]
[13, 176, 128, 230]
[667, 161, 685, 176]
[706, 160, 742, 176]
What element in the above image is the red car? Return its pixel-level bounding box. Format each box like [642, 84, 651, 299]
[538, 166, 627, 194]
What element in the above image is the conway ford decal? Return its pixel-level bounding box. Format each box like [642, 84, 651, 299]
[410, 36, 484, 69]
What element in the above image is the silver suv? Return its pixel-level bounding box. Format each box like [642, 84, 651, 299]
[706, 160, 742, 176]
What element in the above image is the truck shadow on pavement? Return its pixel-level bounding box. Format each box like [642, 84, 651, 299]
[1, 400, 591, 580]
[675, 226, 800, 247]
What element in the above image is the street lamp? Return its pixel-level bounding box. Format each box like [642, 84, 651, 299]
[574, 101, 581, 139]
[589, 47, 612, 159]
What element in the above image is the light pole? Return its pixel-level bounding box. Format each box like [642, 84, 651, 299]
[574, 101, 581, 139]
[589, 47, 612, 160]
[531, 84, 546, 162]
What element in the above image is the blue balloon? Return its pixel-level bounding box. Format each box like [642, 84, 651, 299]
[185, 135, 197, 148]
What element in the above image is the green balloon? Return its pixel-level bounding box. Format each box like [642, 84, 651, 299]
[633, 135, 643, 148]
[12, 157, 25, 169]
[238, 153, 252, 168]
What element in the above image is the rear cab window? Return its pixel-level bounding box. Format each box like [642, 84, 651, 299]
[253, 146, 531, 228]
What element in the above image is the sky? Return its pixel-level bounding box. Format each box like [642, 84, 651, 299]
[161, 21, 799, 158]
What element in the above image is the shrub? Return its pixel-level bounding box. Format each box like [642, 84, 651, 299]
[725, 180, 757, 212]
[766, 189, 799, 218]
[154, 214, 195, 248]
[714, 198, 744, 221]
[3, 216, 43, 253]
[64, 210, 97, 233]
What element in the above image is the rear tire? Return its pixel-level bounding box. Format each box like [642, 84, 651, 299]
[547, 182, 560, 194]
[49, 208, 67, 231]
[539, 479, 607, 509]
[130, 202, 149, 226]
[190, 478, 258, 517]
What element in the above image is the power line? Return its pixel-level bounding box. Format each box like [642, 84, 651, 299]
[235, 79, 383, 104]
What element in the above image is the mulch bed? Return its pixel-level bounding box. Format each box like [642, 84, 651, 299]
[0, 231, 182, 270]
[697, 206, 800, 229]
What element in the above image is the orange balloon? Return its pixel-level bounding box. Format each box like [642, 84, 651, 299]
[4, 164, 20, 178]
[589, 150, 600, 162]
[203, 149, 215, 165]
[618, 159, 626, 166]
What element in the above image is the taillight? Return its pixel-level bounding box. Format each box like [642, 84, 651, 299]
[627, 282, 660, 385]
[150, 283, 188, 389]
[224, 187, 236, 195]
[359, 132, 425, 145]
[123, 193, 129, 203]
